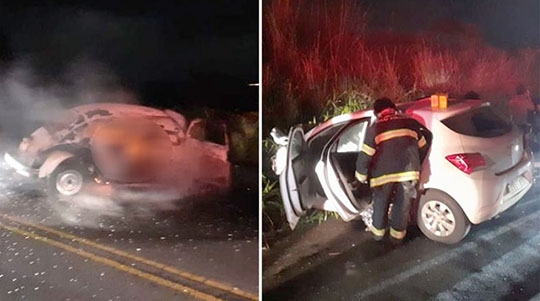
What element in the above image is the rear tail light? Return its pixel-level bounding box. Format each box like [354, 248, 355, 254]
[445, 153, 486, 174]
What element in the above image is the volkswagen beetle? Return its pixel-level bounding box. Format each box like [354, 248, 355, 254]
[5, 103, 231, 205]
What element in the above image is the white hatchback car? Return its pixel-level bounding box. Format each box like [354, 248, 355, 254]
[271, 97, 535, 244]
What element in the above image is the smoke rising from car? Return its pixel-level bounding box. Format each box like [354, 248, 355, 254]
[0, 59, 199, 226]
[0, 58, 138, 139]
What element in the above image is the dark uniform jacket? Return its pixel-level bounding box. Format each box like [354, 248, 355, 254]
[355, 109, 431, 187]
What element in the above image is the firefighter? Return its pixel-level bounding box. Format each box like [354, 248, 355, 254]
[355, 97, 431, 243]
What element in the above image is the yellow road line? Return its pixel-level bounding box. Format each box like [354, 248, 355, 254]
[0, 222, 222, 301]
[1, 214, 258, 301]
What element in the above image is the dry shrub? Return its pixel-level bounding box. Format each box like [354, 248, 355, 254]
[470, 53, 515, 93]
[514, 48, 540, 95]
[412, 37, 540, 97]
[412, 45, 460, 93]
[365, 49, 407, 101]
[264, 0, 373, 121]
[264, 0, 426, 125]
[228, 112, 259, 165]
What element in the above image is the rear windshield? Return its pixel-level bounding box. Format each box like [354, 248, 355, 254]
[441, 106, 512, 137]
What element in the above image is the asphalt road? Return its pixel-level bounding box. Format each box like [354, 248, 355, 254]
[0, 160, 259, 301]
[264, 171, 540, 300]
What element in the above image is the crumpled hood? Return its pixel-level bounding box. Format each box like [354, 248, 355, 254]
[17, 127, 57, 164]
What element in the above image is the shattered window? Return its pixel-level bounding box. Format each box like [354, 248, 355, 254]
[336, 121, 368, 153]
[205, 122, 227, 146]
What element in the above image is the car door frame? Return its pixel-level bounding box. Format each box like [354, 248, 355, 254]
[186, 118, 229, 162]
[278, 125, 308, 230]
[315, 116, 373, 221]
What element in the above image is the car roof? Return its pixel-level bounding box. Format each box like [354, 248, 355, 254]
[399, 97, 486, 120]
[70, 103, 170, 118]
[306, 97, 488, 139]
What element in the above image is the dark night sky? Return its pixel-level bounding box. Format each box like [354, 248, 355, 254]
[0, 0, 537, 112]
[363, 0, 539, 49]
[0, 0, 259, 111]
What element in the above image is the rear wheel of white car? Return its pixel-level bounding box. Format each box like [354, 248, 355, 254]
[417, 189, 470, 244]
[48, 159, 89, 197]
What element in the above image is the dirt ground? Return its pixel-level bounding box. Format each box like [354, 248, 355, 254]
[262, 217, 371, 291]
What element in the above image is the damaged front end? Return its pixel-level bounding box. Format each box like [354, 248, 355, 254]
[4, 152, 38, 178]
[5, 125, 65, 179]
[4, 108, 95, 180]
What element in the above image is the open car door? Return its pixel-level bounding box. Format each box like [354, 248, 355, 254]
[278, 125, 310, 230]
[184, 118, 231, 194]
[315, 117, 373, 221]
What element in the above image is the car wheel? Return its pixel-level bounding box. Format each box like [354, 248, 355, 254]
[48, 159, 89, 197]
[417, 189, 470, 244]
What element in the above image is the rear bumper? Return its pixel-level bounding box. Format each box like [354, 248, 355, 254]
[430, 149, 535, 225]
[493, 150, 535, 212]
[4, 152, 38, 178]
[468, 150, 534, 223]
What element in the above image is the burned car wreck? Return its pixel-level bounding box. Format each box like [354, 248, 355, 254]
[4, 103, 231, 206]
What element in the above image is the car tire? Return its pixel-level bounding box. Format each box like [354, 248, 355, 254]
[48, 159, 90, 198]
[417, 189, 470, 244]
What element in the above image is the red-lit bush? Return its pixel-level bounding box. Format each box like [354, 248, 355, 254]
[263, 0, 540, 127]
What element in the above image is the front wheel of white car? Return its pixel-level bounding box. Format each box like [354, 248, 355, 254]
[417, 190, 470, 244]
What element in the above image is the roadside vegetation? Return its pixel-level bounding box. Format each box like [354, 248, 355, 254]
[262, 0, 540, 246]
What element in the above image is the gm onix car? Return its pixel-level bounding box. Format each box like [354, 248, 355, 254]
[5, 103, 231, 204]
[271, 97, 534, 244]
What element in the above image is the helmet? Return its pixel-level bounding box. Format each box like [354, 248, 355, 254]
[373, 97, 396, 115]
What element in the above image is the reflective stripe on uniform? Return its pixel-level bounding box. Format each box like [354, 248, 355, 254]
[371, 226, 386, 237]
[390, 227, 406, 239]
[361, 143, 376, 156]
[418, 136, 427, 148]
[375, 129, 418, 145]
[355, 171, 368, 182]
[369, 171, 420, 187]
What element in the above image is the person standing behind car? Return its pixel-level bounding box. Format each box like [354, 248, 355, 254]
[509, 85, 537, 128]
[355, 97, 431, 243]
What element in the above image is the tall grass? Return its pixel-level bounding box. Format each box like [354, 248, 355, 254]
[264, 0, 373, 126]
[412, 46, 459, 92]
[264, 0, 540, 128]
